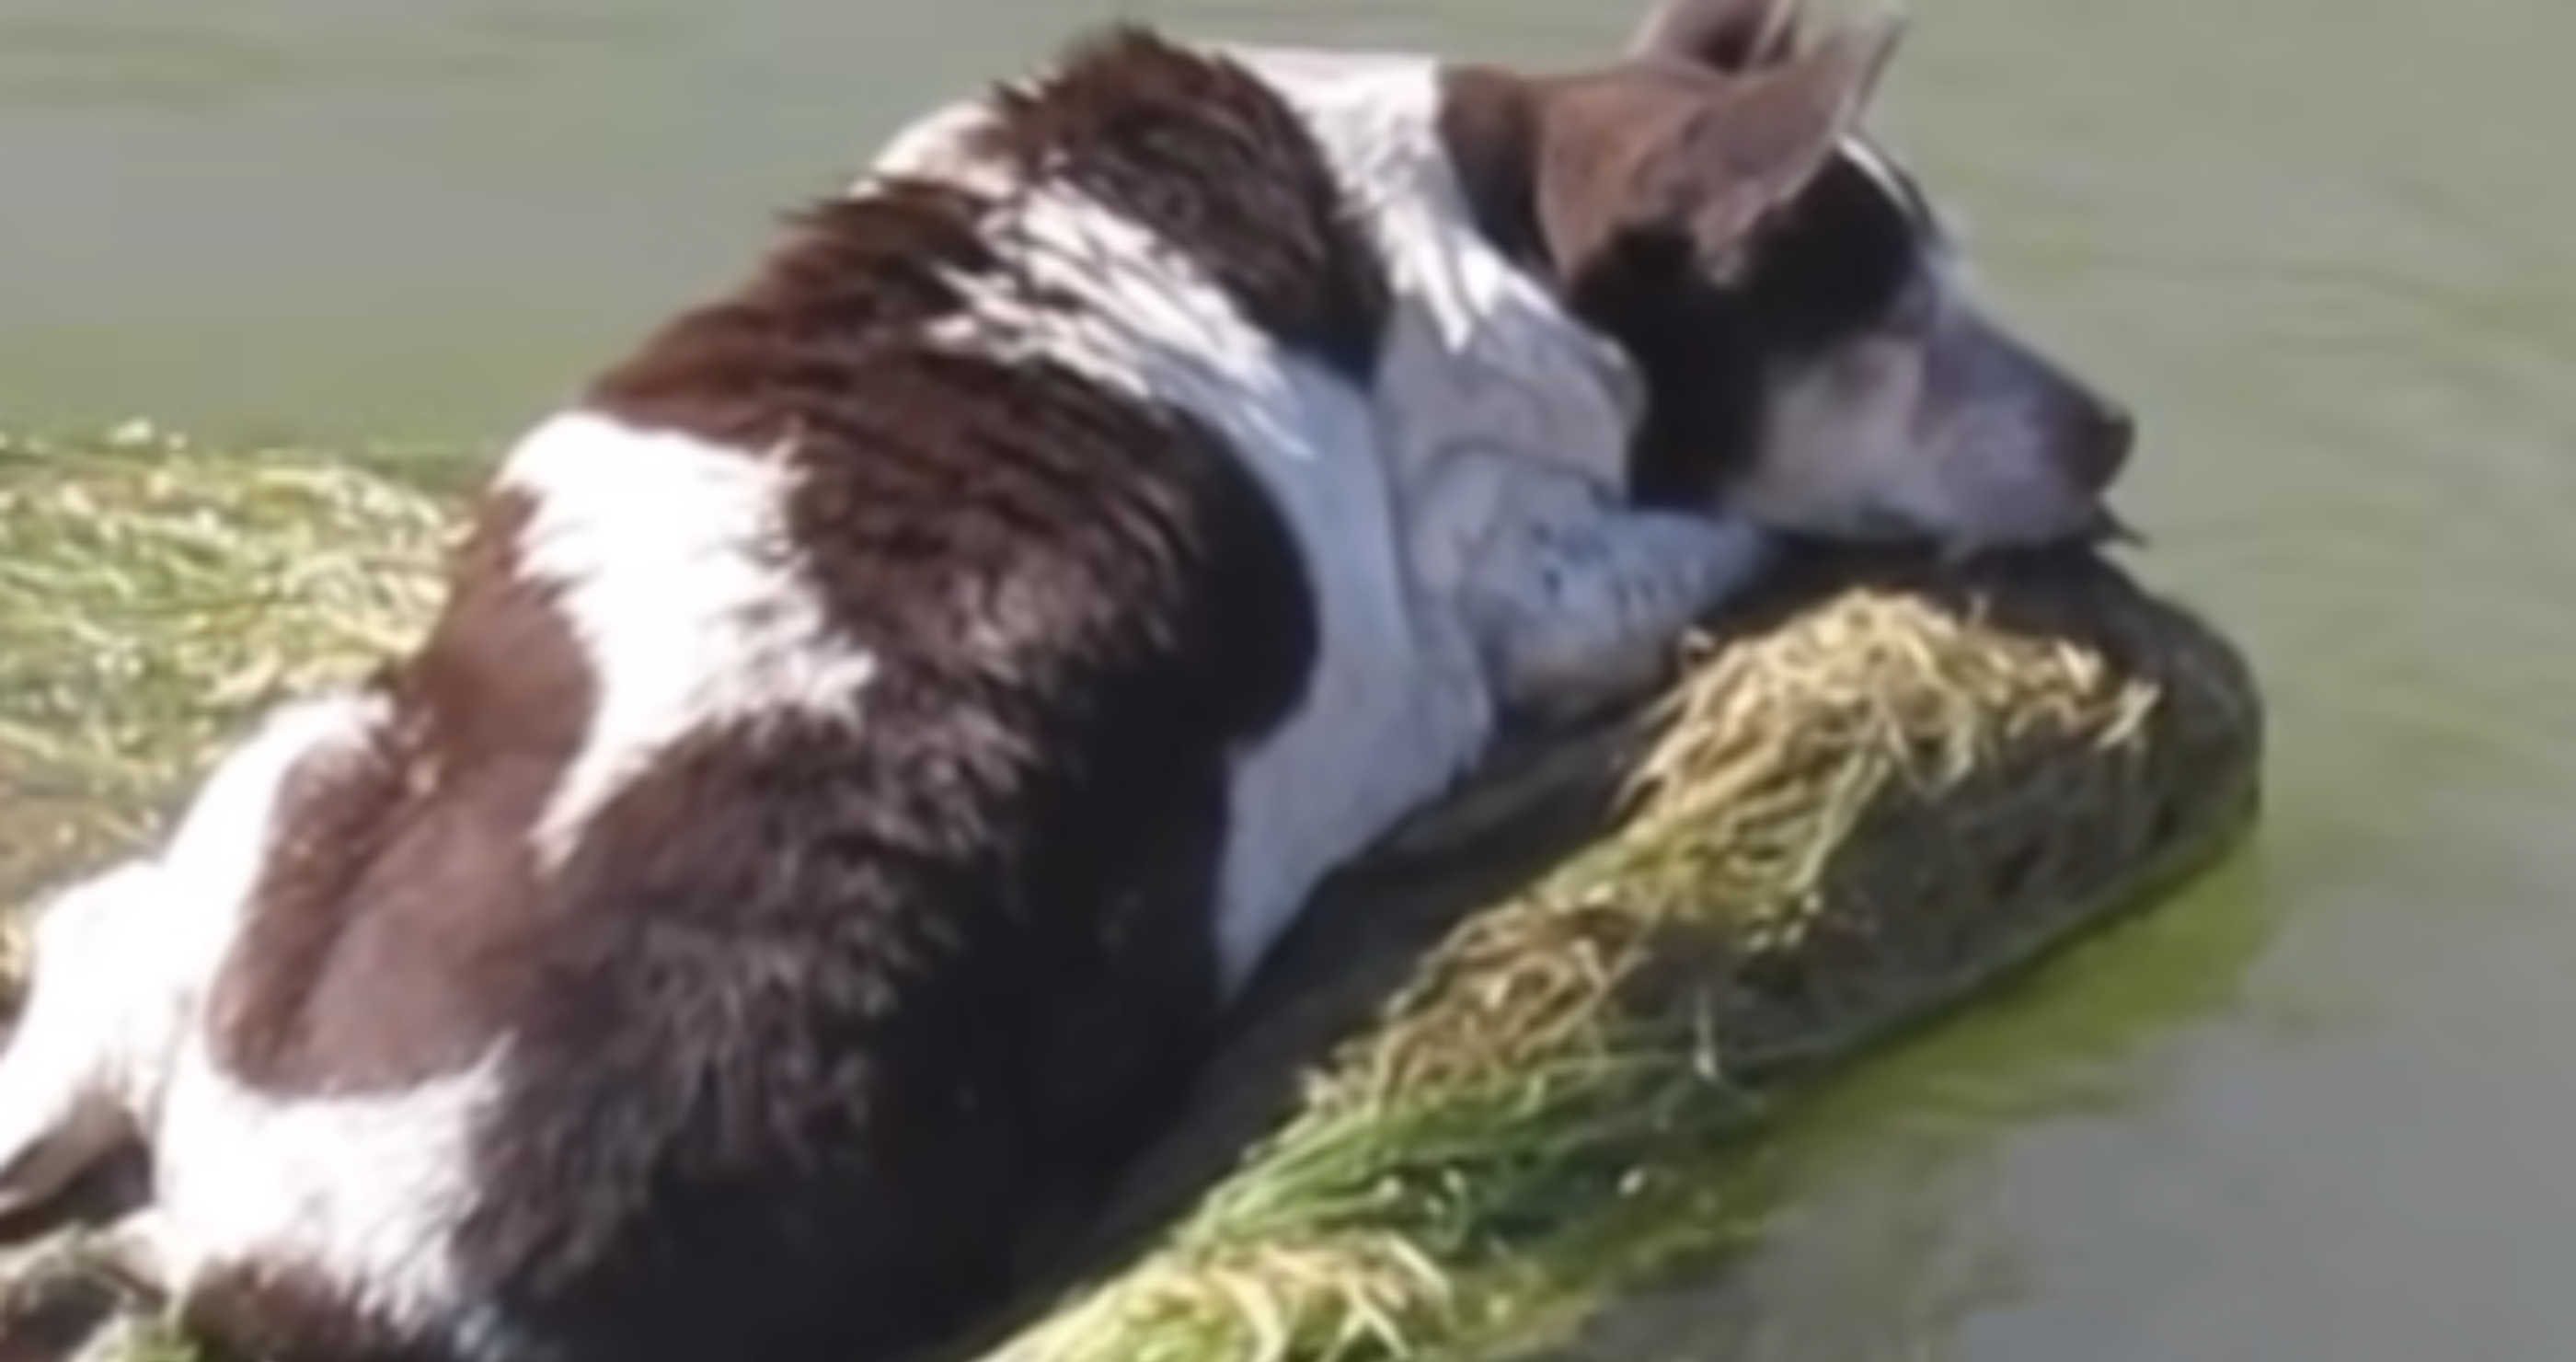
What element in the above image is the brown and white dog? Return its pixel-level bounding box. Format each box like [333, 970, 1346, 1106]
[0, 2, 2131, 1360]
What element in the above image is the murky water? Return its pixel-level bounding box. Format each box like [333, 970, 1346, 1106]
[7, 0, 2575, 1357]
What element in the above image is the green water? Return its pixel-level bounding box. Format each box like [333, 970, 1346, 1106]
[7, 0, 2575, 1357]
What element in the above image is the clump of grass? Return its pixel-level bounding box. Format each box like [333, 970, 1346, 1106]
[0, 426, 2263, 1362]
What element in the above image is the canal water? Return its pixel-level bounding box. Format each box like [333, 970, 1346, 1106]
[6, 0, 2574, 1357]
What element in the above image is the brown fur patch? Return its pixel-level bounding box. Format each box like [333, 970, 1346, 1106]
[586, 179, 1005, 449]
[210, 490, 598, 1091]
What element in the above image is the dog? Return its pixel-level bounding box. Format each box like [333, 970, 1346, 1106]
[0, 2, 2132, 1359]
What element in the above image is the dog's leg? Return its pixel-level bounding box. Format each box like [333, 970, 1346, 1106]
[0, 863, 170, 1230]
[1421, 456, 1771, 721]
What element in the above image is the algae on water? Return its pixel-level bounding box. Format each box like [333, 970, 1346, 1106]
[0, 427, 2263, 1362]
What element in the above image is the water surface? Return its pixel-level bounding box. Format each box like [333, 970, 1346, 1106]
[7, 0, 2574, 1357]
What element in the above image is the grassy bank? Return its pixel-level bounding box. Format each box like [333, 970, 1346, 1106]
[0, 427, 2264, 1362]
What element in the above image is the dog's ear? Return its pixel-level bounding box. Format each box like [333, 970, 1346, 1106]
[1627, 0, 1804, 74]
[1623, 9, 1904, 278]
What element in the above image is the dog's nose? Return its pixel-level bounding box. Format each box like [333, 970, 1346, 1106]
[2067, 399, 2134, 491]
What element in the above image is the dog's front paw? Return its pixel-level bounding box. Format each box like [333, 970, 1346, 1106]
[1474, 509, 1771, 721]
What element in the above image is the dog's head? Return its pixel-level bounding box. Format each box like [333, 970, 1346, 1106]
[1443, 0, 2134, 552]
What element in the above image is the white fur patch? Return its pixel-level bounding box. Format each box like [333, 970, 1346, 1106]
[1236, 50, 1647, 490]
[894, 45, 1765, 995]
[917, 143, 1495, 994]
[496, 412, 881, 868]
[151, 1045, 509, 1350]
[866, 98, 1009, 195]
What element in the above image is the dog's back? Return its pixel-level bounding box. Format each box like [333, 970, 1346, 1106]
[161, 29, 1425, 1362]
